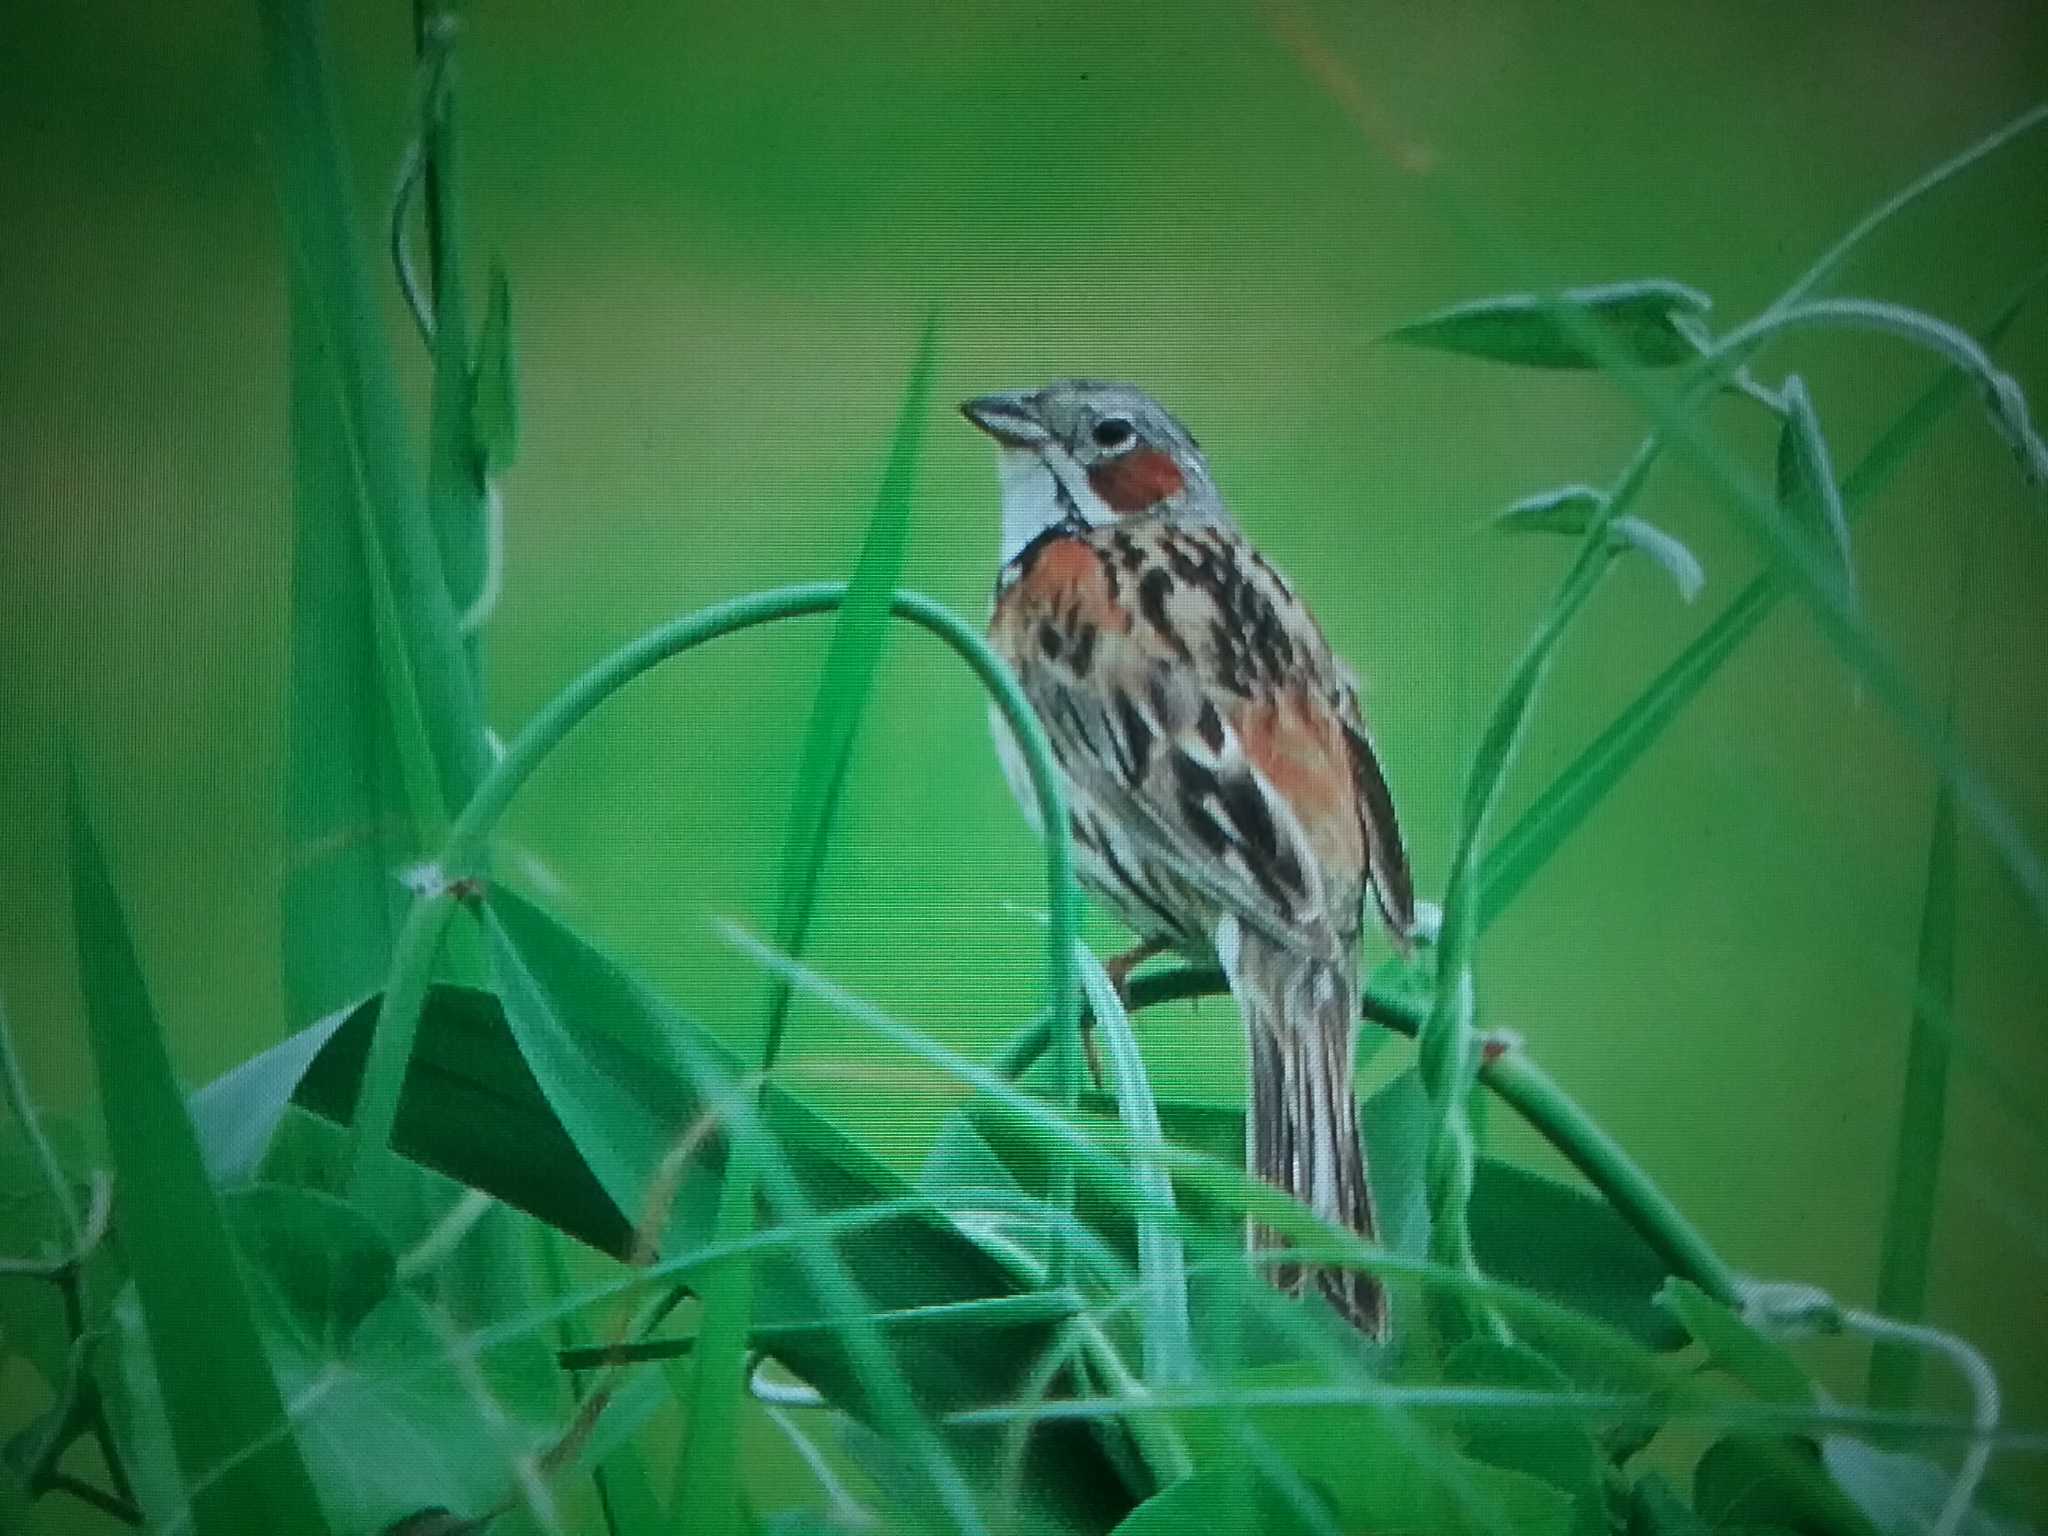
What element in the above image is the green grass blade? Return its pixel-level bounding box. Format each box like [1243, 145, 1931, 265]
[763, 308, 937, 1060]
[262, 0, 492, 1026]
[65, 771, 333, 1535]
[1479, 272, 2042, 932]
[677, 314, 938, 1536]
[1866, 529, 1972, 1412]
[1865, 766, 1955, 1415]
[1076, 946, 1196, 1389]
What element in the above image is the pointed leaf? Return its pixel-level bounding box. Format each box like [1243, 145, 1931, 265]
[470, 263, 519, 476]
[1495, 488, 1702, 601]
[1776, 376, 1858, 608]
[189, 1001, 353, 1185]
[1385, 280, 1712, 368]
[1609, 516, 1705, 602]
[66, 776, 332, 1534]
[1494, 484, 1609, 536]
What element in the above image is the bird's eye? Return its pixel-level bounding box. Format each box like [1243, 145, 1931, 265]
[1091, 417, 1136, 451]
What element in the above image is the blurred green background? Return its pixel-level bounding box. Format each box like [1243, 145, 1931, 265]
[5, 0, 2047, 1518]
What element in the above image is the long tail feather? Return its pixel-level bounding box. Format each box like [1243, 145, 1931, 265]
[1222, 920, 1387, 1338]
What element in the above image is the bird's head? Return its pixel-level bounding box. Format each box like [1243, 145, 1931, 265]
[961, 379, 1225, 565]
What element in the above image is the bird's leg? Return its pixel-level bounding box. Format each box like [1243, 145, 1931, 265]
[1102, 937, 1168, 1000]
[1083, 938, 1169, 1091]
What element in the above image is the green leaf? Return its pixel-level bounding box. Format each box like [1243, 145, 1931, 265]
[1171, 1364, 1578, 1536]
[227, 1183, 545, 1533]
[189, 1002, 353, 1185]
[1494, 484, 1610, 535]
[1443, 1338, 1610, 1536]
[1657, 1281, 1815, 1407]
[289, 889, 1137, 1529]
[1609, 517, 1706, 602]
[1493, 485, 1703, 601]
[1775, 376, 1858, 609]
[263, 0, 492, 1026]
[1477, 270, 2042, 934]
[1109, 1463, 1333, 1536]
[471, 263, 519, 476]
[1695, 1435, 1879, 1536]
[1385, 280, 1712, 368]
[66, 774, 333, 1534]
[1627, 1471, 1711, 1536]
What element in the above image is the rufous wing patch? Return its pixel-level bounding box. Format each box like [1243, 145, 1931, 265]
[1088, 449, 1186, 513]
[1231, 688, 1364, 877]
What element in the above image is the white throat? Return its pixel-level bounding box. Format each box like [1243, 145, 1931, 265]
[995, 446, 1115, 566]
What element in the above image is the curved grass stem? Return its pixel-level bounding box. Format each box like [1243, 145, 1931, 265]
[347, 583, 1082, 1227]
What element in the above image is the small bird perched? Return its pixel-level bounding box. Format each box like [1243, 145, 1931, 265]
[963, 380, 1415, 1338]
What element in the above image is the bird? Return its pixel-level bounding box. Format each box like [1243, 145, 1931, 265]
[962, 379, 1415, 1338]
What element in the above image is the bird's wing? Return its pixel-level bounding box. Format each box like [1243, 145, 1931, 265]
[993, 518, 1402, 963]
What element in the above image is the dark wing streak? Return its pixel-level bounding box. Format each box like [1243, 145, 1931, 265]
[1343, 717, 1416, 942]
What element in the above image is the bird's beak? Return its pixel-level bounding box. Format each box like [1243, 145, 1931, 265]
[960, 391, 1050, 448]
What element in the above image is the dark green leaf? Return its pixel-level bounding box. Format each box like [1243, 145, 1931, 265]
[67, 774, 332, 1534]
[288, 890, 1140, 1531]
[1385, 280, 1712, 368]
[1658, 1281, 1815, 1407]
[1444, 1337, 1610, 1536]
[1695, 1435, 1879, 1536]
[1775, 377, 1858, 607]
[1627, 1471, 1711, 1536]
[470, 263, 519, 476]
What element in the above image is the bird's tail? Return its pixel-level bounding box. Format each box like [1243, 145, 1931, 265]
[1221, 921, 1388, 1339]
